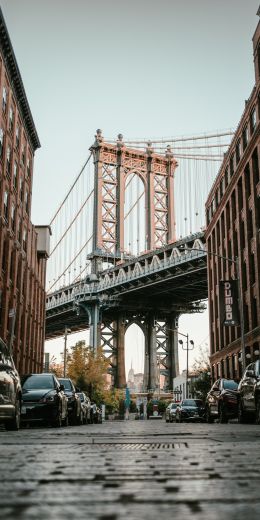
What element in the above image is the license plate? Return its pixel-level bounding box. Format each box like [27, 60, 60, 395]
[21, 405, 34, 414]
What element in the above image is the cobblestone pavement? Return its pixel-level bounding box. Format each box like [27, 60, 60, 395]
[1, 420, 260, 520]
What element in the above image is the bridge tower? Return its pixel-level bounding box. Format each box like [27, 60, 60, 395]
[84, 130, 179, 390]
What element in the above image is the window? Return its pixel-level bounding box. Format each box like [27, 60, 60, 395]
[242, 125, 249, 150]
[9, 107, 14, 132]
[15, 125, 20, 149]
[235, 139, 241, 164]
[230, 154, 234, 177]
[11, 204, 15, 232]
[17, 217, 22, 243]
[0, 128, 4, 158]
[224, 167, 229, 187]
[13, 162, 18, 189]
[26, 157, 31, 177]
[21, 144, 25, 165]
[2, 87, 7, 113]
[244, 163, 251, 197]
[4, 191, 9, 221]
[1, 239, 8, 272]
[250, 107, 257, 134]
[22, 228, 27, 251]
[6, 146, 11, 176]
[25, 190, 29, 214]
[19, 177, 23, 201]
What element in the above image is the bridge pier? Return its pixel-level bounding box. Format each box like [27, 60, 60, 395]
[115, 315, 126, 388]
[165, 315, 179, 390]
[89, 303, 101, 352]
[146, 316, 158, 391]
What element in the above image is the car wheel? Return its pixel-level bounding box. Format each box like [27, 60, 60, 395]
[62, 413, 69, 427]
[238, 400, 248, 424]
[205, 407, 214, 424]
[5, 399, 21, 431]
[77, 410, 83, 425]
[52, 407, 62, 428]
[255, 397, 260, 425]
[219, 403, 228, 424]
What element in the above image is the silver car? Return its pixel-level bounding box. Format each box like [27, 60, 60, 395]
[0, 339, 21, 430]
[165, 402, 178, 423]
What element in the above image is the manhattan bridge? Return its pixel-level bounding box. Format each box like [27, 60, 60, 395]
[45, 129, 233, 390]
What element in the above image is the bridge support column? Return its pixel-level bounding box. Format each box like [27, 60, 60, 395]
[146, 316, 157, 391]
[116, 315, 126, 388]
[89, 304, 101, 352]
[165, 315, 179, 390]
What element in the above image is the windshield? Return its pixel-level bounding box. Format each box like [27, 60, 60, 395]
[182, 399, 198, 407]
[223, 380, 238, 390]
[58, 378, 73, 391]
[22, 375, 55, 390]
[171, 404, 177, 409]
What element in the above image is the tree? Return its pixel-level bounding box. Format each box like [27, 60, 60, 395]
[66, 341, 109, 404]
[190, 345, 211, 401]
[48, 355, 63, 377]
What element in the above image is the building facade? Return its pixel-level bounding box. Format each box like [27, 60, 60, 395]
[0, 9, 50, 374]
[205, 20, 260, 381]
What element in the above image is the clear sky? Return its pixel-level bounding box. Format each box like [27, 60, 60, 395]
[1, 0, 259, 375]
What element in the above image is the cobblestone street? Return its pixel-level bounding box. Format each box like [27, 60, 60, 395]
[1, 420, 260, 519]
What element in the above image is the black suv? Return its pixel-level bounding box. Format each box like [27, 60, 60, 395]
[238, 360, 260, 424]
[205, 378, 238, 423]
[0, 338, 21, 430]
[58, 378, 82, 425]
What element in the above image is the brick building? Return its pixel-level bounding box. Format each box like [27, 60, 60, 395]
[205, 19, 260, 381]
[0, 8, 50, 374]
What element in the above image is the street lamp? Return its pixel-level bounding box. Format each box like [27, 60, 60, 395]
[182, 246, 246, 372]
[178, 331, 194, 398]
[63, 326, 71, 377]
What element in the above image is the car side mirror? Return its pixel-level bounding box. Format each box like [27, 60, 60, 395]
[245, 370, 256, 378]
[59, 384, 65, 391]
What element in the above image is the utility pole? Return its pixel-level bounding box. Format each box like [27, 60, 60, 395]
[178, 332, 194, 398]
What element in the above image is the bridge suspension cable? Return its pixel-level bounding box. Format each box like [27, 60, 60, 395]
[104, 129, 234, 145]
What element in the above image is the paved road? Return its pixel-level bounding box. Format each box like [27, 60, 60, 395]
[1, 420, 260, 519]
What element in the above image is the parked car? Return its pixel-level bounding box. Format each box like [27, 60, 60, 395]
[21, 373, 68, 427]
[238, 360, 260, 424]
[165, 402, 178, 423]
[175, 399, 205, 422]
[90, 401, 102, 423]
[58, 378, 82, 425]
[0, 338, 21, 430]
[77, 392, 91, 424]
[205, 378, 238, 423]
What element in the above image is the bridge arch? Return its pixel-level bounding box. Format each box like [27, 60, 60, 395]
[124, 322, 145, 391]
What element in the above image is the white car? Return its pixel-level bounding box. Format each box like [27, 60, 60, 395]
[165, 402, 178, 423]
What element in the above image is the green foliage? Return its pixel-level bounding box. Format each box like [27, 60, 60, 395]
[157, 400, 167, 414]
[129, 399, 137, 413]
[102, 388, 124, 414]
[66, 341, 109, 404]
[190, 371, 211, 402]
[190, 344, 211, 402]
